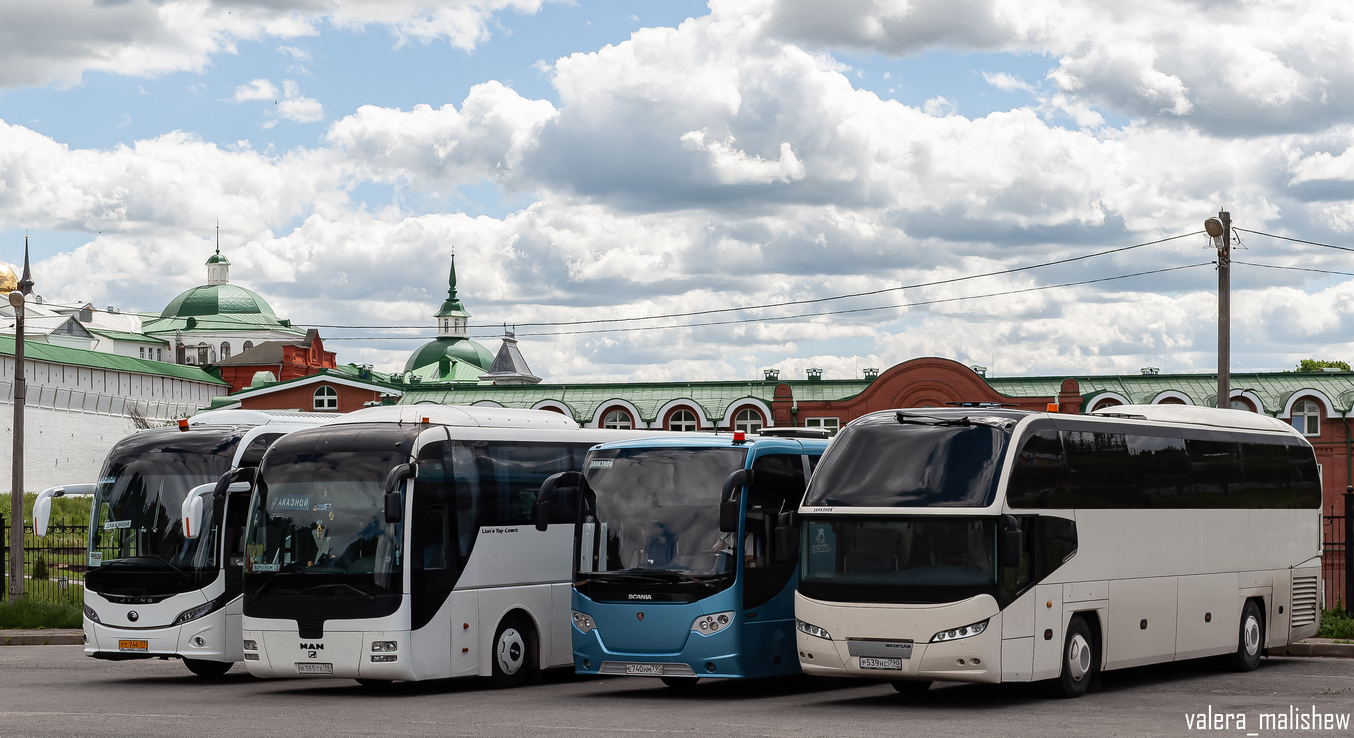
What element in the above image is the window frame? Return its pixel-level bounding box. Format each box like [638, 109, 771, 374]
[804, 417, 841, 435]
[733, 407, 764, 434]
[601, 408, 633, 430]
[667, 408, 699, 432]
[1294, 399, 1321, 437]
[313, 384, 339, 411]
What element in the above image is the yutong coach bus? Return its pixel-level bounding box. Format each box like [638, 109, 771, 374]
[793, 405, 1322, 698]
[542, 430, 829, 687]
[238, 405, 651, 686]
[33, 409, 333, 676]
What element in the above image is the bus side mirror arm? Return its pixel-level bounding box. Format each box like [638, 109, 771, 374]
[384, 463, 416, 524]
[535, 471, 584, 532]
[1001, 514, 1023, 564]
[33, 484, 89, 538]
[719, 468, 754, 533]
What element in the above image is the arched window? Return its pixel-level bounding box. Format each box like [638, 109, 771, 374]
[1230, 398, 1254, 412]
[602, 409, 632, 429]
[669, 409, 698, 432]
[733, 407, 764, 433]
[242, 341, 254, 352]
[1293, 399, 1321, 436]
[220, 342, 231, 360]
[1091, 398, 1122, 412]
[313, 385, 338, 411]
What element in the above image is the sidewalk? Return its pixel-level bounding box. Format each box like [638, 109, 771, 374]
[1277, 638, 1354, 658]
[0, 629, 83, 646]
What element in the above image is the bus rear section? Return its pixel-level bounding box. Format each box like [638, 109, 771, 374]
[46, 410, 331, 676]
[793, 405, 1323, 698]
[561, 433, 827, 686]
[240, 405, 650, 686]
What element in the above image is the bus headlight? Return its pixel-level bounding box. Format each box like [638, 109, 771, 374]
[172, 598, 222, 626]
[796, 619, 832, 640]
[930, 619, 989, 643]
[371, 641, 398, 652]
[691, 611, 734, 635]
[572, 611, 597, 634]
[84, 604, 101, 624]
[243, 640, 258, 651]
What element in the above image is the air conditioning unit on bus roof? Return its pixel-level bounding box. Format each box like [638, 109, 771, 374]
[1088, 404, 1296, 435]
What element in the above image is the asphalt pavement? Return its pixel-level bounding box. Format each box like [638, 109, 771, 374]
[2, 646, 1352, 737]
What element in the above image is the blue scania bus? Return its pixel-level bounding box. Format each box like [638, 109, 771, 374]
[535, 430, 829, 687]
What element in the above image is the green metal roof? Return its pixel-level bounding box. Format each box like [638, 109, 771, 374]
[0, 335, 228, 384]
[988, 371, 1354, 414]
[159, 284, 276, 319]
[87, 328, 169, 345]
[404, 337, 494, 374]
[229, 365, 405, 397]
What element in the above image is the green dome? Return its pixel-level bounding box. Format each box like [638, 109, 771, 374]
[206, 252, 231, 265]
[404, 337, 494, 374]
[161, 284, 278, 319]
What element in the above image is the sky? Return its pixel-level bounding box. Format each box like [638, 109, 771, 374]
[3, 0, 1354, 382]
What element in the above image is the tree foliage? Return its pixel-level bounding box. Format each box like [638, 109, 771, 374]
[1297, 359, 1350, 372]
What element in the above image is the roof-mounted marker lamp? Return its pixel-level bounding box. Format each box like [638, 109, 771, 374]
[733, 431, 747, 444]
[178, 418, 190, 432]
[421, 416, 430, 424]
[1046, 403, 1059, 413]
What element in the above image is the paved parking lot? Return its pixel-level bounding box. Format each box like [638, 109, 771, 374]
[2, 646, 1351, 737]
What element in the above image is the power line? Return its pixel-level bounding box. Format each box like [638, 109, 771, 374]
[321, 261, 1213, 340]
[1233, 260, 1354, 278]
[1234, 228, 1354, 253]
[300, 230, 1205, 331]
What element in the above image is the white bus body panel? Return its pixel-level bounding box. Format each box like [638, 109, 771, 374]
[84, 572, 230, 660]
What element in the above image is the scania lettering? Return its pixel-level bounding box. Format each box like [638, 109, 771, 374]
[548, 430, 829, 687]
[33, 409, 334, 676]
[239, 405, 654, 687]
[793, 406, 1323, 698]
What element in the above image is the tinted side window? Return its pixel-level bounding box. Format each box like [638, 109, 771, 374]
[1240, 442, 1290, 505]
[1006, 429, 1069, 509]
[472, 443, 589, 526]
[1129, 434, 1190, 507]
[1063, 431, 1137, 508]
[239, 433, 285, 468]
[1186, 439, 1243, 501]
[743, 454, 807, 609]
[1288, 444, 1322, 509]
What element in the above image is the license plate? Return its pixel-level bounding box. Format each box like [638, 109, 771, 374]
[859, 657, 902, 670]
[118, 640, 148, 651]
[296, 662, 333, 675]
[625, 663, 665, 675]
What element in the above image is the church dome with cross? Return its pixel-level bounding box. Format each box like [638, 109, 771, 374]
[404, 254, 495, 379]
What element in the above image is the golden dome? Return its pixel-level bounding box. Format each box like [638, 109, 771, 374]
[0, 263, 17, 294]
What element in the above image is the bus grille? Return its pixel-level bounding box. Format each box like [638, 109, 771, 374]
[1291, 576, 1318, 628]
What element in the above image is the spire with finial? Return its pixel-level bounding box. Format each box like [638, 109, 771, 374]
[205, 220, 231, 285]
[18, 233, 34, 296]
[434, 253, 470, 338]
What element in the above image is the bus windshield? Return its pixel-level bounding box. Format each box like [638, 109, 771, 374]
[578, 446, 748, 580]
[804, 417, 1009, 508]
[799, 516, 997, 604]
[85, 428, 239, 595]
[245, 444, 407, 598]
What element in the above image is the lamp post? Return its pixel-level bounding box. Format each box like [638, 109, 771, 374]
[8, 288, 24, 602]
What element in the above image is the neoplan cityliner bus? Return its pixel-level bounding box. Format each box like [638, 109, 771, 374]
[33, 409, 334, 676]
[238, 405, 656, 686]
[792, 405, 1322, 698]
[535, 430, 829, 687]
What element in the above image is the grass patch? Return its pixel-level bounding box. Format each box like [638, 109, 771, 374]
[1320, 606, 1354, 639]
[0, 597, 82, 630]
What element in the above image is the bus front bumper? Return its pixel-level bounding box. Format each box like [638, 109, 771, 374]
[85, 612, 232, 663]
[242, 624, 413, 681]
[794, 592, 1002, 684]
[572, 627, 744, 679]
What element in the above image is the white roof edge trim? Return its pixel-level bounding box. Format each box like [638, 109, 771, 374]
[327, 404, 580, 429]
[188, 409, 346, 426]
[1087, 404, 1300, 436]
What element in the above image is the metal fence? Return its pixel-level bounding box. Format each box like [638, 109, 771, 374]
[1326, 505, 1349, 611]
[1, 517, 88, 605]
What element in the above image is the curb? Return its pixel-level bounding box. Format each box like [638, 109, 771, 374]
[0, 629, 84, 646]
[1278, 639, 1354, 658]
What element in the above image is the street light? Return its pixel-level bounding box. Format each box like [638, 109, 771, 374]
[7, 289, 24, 602]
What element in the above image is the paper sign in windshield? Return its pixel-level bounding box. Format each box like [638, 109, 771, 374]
[251, 563, 280, 572]
[103, 520, 131, 530]
[270, 495, 310, 512]
[589, 459, 613, 468]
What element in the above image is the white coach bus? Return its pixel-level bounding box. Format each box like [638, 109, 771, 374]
[33, 409, 334, 676]
[239, 405, 656, 687]
[792, 405, 1322, 698]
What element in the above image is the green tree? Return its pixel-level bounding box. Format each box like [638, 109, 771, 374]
[1297, 359, 1350, 372]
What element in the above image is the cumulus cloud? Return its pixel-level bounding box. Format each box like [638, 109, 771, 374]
[0, 0, 549, 90]
[233, 78, 278, 102]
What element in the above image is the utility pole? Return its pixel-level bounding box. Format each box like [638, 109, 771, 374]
[1206, 211, 1232, 409]
[8, 236, 32, 602]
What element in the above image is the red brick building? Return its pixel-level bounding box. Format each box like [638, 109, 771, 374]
[215, 329, 337, 393]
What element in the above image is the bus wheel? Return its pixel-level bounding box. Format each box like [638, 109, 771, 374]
[890, 680, 931, 698]
[182, 658, 232, 678]
[1228, 601, 1264, 672]
[1055, 616, 1096, 699]
[489, 615, 535, 688]
[660, 676, 699, 690]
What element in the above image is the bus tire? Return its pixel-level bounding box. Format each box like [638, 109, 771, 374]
[890, 680, 931, 698]
[660, 676, 700, 690]
[489, 614, 536, 689]
[1228, 600, 1264, 672]
[1055, 616, 1096, 699]
[182, 658, 232, 678]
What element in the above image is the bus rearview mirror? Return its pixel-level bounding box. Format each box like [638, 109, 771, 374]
[1001, 516, 1023, 563]
[719, 499, 741, 533]
[534, 500, 550, 532]
[384, 492, 403, 524]
[185, 495, 205, 539]
[773, 525, 797, 564]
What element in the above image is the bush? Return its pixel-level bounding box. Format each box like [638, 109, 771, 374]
[0, 598, 82, 629]
[1319, 607, 1354, 640]
[30, 554, 49, 581]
